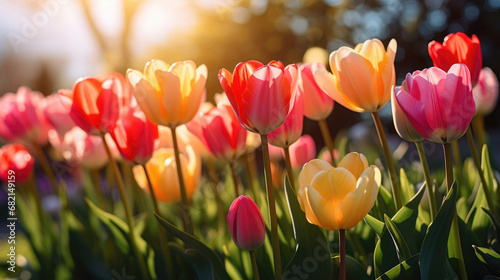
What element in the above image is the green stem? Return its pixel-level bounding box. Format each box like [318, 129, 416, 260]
[32, 144, 59, 194]
[229, 161, 240, 197]
[466, 126, 497, 220]
[243, 152, 260, 205]
[371, 112, 402, 210]
[207, 159, 226, 231]
[170, 126, 194, 235]
[339, 229, 346, 280]
[283, 146, 296, 192]
[415, 142, 437, 220]
[443, 143, 468, 280]
[260, 134, 282, 280]
[90, 168, 107, 210]
[250, 250, 260, 280]
[472, 115, 486, 149]
[318, 119, 336, 166]
[102, 135, 150, 280]
[451, 141, 463, 183]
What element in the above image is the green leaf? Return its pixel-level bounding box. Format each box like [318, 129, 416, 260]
[376, 186, 396, 219]
[473, 246, 500, 275]
[283, 176, 332, 279]
[383, 214, 411, 262]
[399, 168, 415, 206]
[154, 213, 231, 280]
[376, 253, 420, 280]
[482, 207, 500, 240]
[419, 183, 458, 280]
[332, 255, 370, 280]
[364, 214, 384, 237]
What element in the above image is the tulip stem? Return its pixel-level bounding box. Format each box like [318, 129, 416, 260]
[229, 161, 240, 197]
[466, 126, 497, 220]
[102, 135, 150, 280]
[318, 119, 336, 166]
[443, 143, 468, 280]
[260, 134, 283, 280]
[243, 152, 260, 205]
[371, 112, 402, 210]
[250, 250, 260, 280]
[142, 164, 174, 280]
[451, 141, 463, 183]
[283, 146, 296, 192]
[170, 126, 194, 235]
[32, 144, 59, 194]
[90, 168, 107, 210]
[472, 115, 486, 150]
[339, 229, 346, 280]
[415, 142, 437, 220]
[207, 159, 226, 231]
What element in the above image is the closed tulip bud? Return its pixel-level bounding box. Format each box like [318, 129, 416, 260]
[0, 144, 35, 184]
[219, 60, 299, 134]
[289, 134, 316, 169]
[0, 87, 50, 145]
[127, 59, 208, 128]
[428, 32, 482, 85]
[297, 153, 381, 230]
[227, 195, 265, 250]
[133, 146, 201, 204]
[473, 67, 498, 116]
[299, 62, 334, 121]
[314, 39, 397, 113]
[395, 64, 474, 144]
[391, 87, 424, 142]
[268, 90, 304, 148]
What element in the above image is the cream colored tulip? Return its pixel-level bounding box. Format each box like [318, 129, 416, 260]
[297, 153, 381, 230]
[314, 39, 397, 113]
[127, 59, 207, 128]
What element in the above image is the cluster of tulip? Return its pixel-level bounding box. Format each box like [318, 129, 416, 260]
[0, 32, 499, 280]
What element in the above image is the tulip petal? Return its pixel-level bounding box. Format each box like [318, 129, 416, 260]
[337, 152, 369, 179]
[144, 59, 170, 91]
[297, 186, 321, 225]
[313, 67, 364, 112]
[232, 60, 263, 96]
[127, 69, 166, 125]
[305, 185, 341, 230]
[236, 198, 265, 250]
[298, 159, 332, 190]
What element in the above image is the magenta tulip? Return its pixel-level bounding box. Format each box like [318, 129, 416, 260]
[394, 64, 474, 143]
[227, 195, 265, 251]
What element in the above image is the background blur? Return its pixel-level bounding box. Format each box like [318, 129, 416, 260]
[0, 0, 499, 149]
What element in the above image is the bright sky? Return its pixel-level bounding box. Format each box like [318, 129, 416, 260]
[0, 0, 198, 88]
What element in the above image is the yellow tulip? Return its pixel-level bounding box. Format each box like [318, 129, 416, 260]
[314, 39, 397, 113]
[297, 153, 381, 230]
[133, 145, 201, 204]
[127, 59, 207, 128]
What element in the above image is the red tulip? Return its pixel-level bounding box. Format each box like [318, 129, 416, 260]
[227, 195, 265, 251]
[110, 103, 159, 165]
[67, 73, 133, 135]
[268, 90, 304, 148]
[186, 103, 247, 161]
[219, 60, 298, 134]
[0, 87, 50, 145]
[298, 62, 334, 121]
[289, 134, 316, 169]
[428, 32, 482, 84]
[0, 144, 35, 184]
[394, 64, 474, 143]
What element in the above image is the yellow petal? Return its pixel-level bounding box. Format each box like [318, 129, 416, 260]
[298, 185, 321, 225]
[327, 167, 357, 200]
[127, 69, 165, 125]
[356, 39, 386, 67]
[305, 185, 342, 230]
[298, 159, 332, 191]
[144, 59, 170, 91]
[337, 152, 369, 179]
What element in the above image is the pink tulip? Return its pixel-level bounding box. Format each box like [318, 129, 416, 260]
[0, 87, 50, 145]
[0, 144, 35, 184]
[110, 103, 159, 165]
[394, 64, 474, 143]
[227, 195, 265, 251]
[186, 103, 247, 161]
[298, 62, 334, 121]
[268, 90, 304, 148]
[43, 91, 76, 135]
[289, 134, 316, 169]
[473, 67, 499, 116]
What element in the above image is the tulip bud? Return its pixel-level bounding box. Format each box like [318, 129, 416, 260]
[473, 67, 499, 116]
[227, 195, 265, 251]
[289, 134, 316, 169]
[0, 144, 35, 184]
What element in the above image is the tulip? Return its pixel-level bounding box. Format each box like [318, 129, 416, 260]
[268, 90, 304, 148]
[428, 32, 482, 85]
[110, 103, 159, 165]
[394, 64, 474, 144]
[289, 134, 316, 170]
[0, 144, 35, 184]
[0, 87, 50, 145]
[67, 73, 132, 135]
[133, 146, 201, 204]
[186, 104, 247, 161]
[218, 60, 298, 134]
[227, 195, 265, 251]
[43, 91, 76, 135]
[127, 59, 208, 128]
[390, 88, 424, 143]
[298, 62, 334, 121]
[297, 153, 381, 230]
[473, 67, 498, 116]
[314, 38, 397, 113]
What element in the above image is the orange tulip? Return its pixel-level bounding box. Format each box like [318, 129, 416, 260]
[127, 60, 207, 128]
[314, 39, 397, 113]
